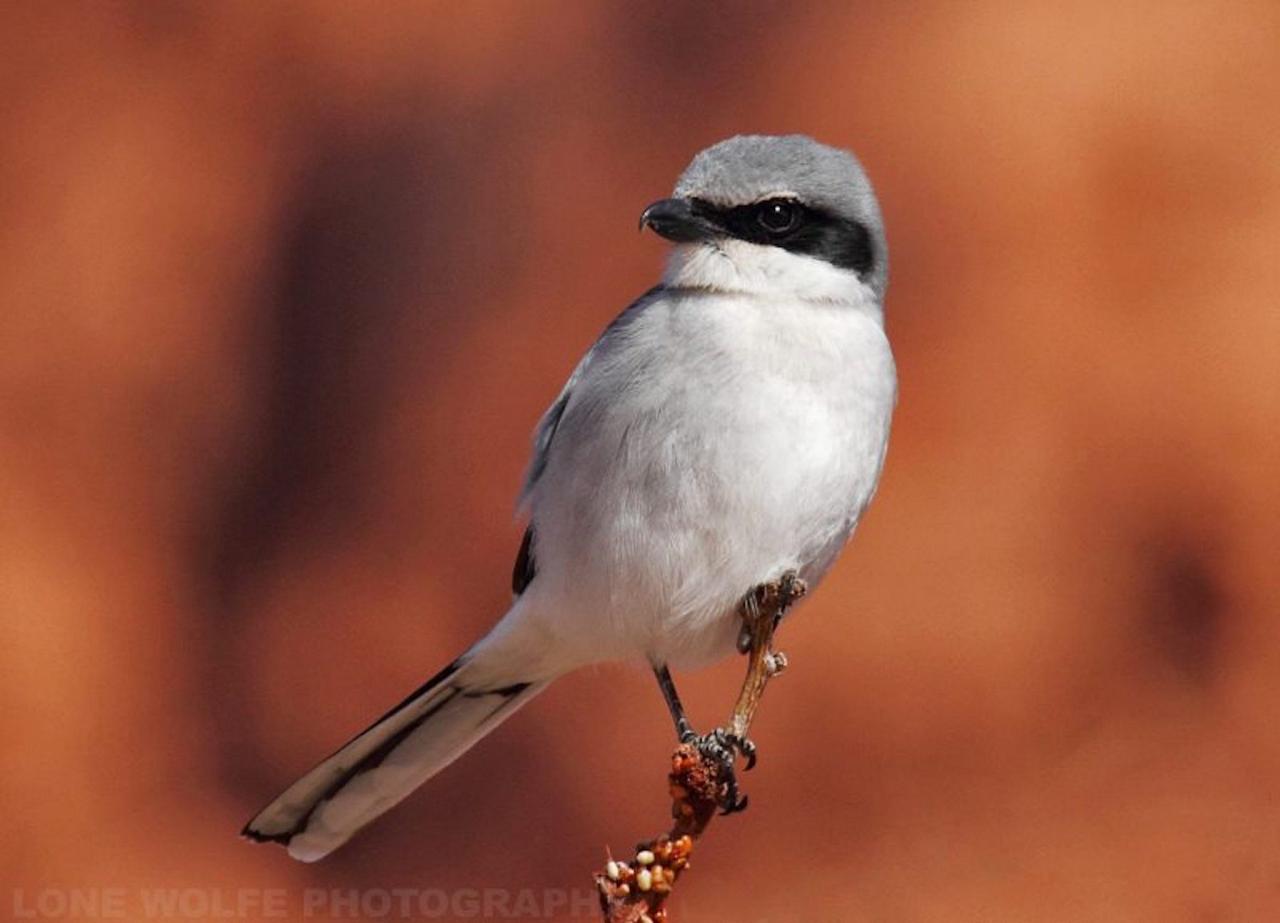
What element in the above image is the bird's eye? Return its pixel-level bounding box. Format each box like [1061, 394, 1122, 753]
[754, 199, 801, 235]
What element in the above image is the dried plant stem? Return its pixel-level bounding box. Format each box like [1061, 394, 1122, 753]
[594, 573, 806, 923]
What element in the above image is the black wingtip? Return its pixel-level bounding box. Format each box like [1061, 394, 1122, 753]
[240, 823, 294, 845]
[462, 680, 533, 699]
[512, 525, 536, 595]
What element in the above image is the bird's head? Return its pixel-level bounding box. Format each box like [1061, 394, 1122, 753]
[641, 134, 886, 306]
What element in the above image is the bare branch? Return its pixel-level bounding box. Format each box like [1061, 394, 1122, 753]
[594, 573, 806, 922]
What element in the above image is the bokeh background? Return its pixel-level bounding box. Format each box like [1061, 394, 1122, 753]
[3, 2, 1279, 920]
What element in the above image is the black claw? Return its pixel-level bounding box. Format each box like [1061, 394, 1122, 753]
[720, 732, 757, 771]
[719, 776, 740, 815]
[685, 729, 760, 814]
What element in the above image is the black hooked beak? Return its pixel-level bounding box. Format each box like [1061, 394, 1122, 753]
[639, 197, 720, 243]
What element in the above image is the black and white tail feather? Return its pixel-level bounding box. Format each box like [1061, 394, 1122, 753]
[244, 403, 555, 863]
[242, 655, 547, 861]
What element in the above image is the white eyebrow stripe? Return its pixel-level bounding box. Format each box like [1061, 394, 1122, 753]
[751, 190, 800, 203]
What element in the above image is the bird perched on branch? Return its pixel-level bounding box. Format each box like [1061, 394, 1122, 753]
[243, 134, 896, 862]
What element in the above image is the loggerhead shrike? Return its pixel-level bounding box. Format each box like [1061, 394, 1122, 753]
[243, 134, 896, 862]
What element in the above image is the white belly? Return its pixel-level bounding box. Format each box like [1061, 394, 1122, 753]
[524, 290, 895, 669]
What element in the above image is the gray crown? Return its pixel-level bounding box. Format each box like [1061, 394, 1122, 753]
[674, 134, 887, 295]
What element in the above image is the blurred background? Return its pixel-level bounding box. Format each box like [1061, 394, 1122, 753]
[2, 2, 1279, 920]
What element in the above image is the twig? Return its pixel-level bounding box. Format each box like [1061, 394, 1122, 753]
[594, 573, 806, 923]
[730, 572, 802, 742]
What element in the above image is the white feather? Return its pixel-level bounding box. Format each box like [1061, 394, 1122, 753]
[516, 240, 896, 670]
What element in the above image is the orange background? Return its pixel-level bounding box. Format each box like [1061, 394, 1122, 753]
[2, 3, 1279, 921]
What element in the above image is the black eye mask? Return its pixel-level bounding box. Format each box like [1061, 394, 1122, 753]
[690, 197, 877, 277]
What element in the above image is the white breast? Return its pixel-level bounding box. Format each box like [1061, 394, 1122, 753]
[523, 244, 896, 669]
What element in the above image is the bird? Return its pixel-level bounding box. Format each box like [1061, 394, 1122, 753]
[242, 134, 896, 862]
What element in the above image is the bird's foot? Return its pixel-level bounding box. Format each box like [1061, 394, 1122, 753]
[681, 728, 757, 814]
[736, 571, 808, 653]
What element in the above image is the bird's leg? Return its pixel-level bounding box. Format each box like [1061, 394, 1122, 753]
[651, 571, 806, 816]
[653, 664, 749, 814]
[653, 663, 695, 743]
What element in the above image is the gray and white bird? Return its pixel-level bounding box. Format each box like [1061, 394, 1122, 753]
[243, 134, 896, 862]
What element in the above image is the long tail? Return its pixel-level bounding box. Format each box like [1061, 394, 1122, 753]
[241, 652, 549, 862]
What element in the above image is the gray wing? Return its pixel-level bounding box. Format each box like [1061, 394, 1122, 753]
[518, 367, 581, 506]
[511, 369, 580, 597]
[511, 286, 664, 595]
[517, 285, 663, 506]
